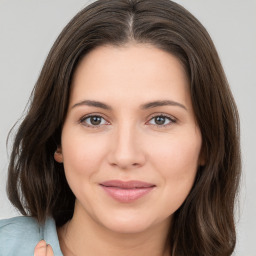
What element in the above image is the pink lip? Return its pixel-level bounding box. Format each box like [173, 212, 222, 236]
[99, 180, 155, 203]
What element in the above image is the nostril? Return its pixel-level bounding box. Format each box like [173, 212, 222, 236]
[107, 142, 146, 169]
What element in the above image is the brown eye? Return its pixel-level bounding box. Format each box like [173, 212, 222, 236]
[81, 115, 108, 127]
[90, 116, 102, 125]
[148, 115, 175, 126]
[154, 116, 166, 125]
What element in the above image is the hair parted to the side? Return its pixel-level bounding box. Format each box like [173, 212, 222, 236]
[7, 0, 241, 255]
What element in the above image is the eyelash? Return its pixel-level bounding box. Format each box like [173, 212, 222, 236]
[79, 113, 176, 129]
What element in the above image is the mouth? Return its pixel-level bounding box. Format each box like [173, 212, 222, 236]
[99, 180, 156, 203]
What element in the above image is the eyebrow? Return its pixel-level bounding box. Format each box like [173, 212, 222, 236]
[141, 100, 187, 110]
[71, 99, 187, 111]
[72, 100, 112, 110]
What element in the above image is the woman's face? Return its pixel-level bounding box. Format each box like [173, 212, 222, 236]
[56, 44, 203, 234]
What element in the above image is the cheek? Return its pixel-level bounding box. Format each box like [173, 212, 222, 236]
[152, 127, 201, 171]
[60, 130, 111, 206]
[149, 130, 201, 202]
[61, 130, 108, 178]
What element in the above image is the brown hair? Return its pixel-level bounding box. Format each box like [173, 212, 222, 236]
[7, 0, 241, 255]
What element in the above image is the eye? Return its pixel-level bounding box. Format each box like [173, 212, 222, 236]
[147, 115, 175, 126]
[80, 115, 109, 127]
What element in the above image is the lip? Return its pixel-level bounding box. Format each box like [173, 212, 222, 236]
[99, 180, 156, 203]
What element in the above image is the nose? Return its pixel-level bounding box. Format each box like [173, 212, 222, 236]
[107, 123, 146, 170]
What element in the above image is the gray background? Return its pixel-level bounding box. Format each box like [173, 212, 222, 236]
[0, 0, 255, 255]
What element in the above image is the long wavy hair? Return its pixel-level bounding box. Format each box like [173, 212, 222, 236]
[7, 0, 241, 255]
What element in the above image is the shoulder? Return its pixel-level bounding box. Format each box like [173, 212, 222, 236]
[0, 216, 42, 255]
[0, 216, 63, 256]
[0, 216, 41, 235]
[0, 216, 41, 255]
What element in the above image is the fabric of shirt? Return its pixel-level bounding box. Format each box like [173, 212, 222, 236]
[0, 216, 63, 256]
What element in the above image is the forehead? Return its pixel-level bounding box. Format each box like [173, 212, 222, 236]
[69, 43, 191, 109]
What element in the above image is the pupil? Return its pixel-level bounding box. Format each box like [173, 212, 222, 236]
[90, 116, 101, 125]
[155, 116, 165, 125]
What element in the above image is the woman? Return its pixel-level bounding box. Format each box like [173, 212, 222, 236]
[0, 0, 241, 255]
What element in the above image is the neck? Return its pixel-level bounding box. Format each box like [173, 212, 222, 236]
[58, 202, 171, 256]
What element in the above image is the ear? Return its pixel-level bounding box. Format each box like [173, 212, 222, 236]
[54, 146, 63, 163]
[198, 151, 205, 167]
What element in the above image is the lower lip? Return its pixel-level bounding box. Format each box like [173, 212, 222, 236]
[100, 186, 154, 203]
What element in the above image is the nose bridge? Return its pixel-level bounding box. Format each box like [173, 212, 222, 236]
[108, 120, 145, 169]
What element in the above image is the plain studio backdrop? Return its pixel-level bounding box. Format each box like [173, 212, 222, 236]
[0, 0, 255, 255]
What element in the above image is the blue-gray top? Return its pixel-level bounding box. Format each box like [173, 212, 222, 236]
[0, 216, 63, 256]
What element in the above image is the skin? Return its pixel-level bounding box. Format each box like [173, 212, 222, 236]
[34, 44, 203, 256]
[34, 241, 54, 256]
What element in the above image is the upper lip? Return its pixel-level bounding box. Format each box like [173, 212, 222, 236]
[100, 180, 156, 189]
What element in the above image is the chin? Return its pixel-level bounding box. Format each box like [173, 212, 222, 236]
[105, 220, 152, 234]
[97, 210, 164, 234]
